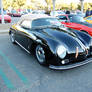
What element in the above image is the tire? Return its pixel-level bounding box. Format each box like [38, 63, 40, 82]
[5, 21, 8, 23]
[35, 45, 47, 65]
[10, 32, 16, 44]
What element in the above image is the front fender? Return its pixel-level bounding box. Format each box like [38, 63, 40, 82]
[74, 30, 91, 47]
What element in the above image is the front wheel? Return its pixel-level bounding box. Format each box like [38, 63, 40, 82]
[35, 45, 47, 65]
[10, 32, 16, 44]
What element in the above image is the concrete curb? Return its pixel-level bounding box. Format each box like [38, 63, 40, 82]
[0, 23, 11, 34]
[0, 23, 12, 30]
[0, 31, 9, 34]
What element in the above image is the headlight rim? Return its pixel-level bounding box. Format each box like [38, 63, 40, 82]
[56, 45, 67, 59]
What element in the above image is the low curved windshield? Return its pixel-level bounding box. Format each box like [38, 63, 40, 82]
[32, 18, 61, 27]
[69, 15, 86, 23]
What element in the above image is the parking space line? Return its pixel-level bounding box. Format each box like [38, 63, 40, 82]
[0, 68, 14, 89]
[0, 51, 29, 85]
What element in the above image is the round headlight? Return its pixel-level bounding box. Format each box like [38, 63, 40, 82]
[57, 45, 67, 59]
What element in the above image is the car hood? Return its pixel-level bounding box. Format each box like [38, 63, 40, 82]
[76, 21, 92, 28]
[34, 27, 86, 54]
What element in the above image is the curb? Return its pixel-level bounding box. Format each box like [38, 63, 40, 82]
[0, 23, 11, 30]
[0, 31, 9, 34]
[0, 23, 11, 34]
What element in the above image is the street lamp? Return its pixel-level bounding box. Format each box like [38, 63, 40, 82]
[0, 0, 4, 24]
[80, 0, 84, 13]
[52, 0, 56, 16]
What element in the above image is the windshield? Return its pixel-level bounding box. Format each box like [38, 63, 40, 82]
[87, 17, 92, 20]
[11, 10, 17, 14]
[69, 15, 86, 23]
[32, 18, 62, 27]
[57, 11, 65, 14]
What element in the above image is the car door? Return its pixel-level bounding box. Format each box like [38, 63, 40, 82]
[15, 20, 32, 50]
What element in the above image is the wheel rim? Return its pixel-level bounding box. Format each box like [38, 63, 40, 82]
[36, 45, 45, 63]
[10, 33, 15, 43]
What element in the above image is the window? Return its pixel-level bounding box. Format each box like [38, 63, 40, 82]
[31, 18, 61, 27]
[20, 20, 31, 29]
[87, 17, 92, 20]
[58, 16, 67, 20]
[69, 15, 86, 23]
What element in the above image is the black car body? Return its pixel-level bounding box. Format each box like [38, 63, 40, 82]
[9, 14, 92, 70]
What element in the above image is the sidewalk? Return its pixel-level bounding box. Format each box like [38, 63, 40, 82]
[0, 23, 11, 34]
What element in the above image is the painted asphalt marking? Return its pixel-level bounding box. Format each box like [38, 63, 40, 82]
[0, 68, 14, 89]
[0, 51, 29, 86]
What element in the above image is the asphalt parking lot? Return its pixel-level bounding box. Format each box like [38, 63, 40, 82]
[0, 33, 92, 92]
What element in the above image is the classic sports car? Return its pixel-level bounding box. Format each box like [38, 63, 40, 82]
[9, 14, 92, 70]
[57, 14, 92, 36]
[84, 15, 92, 24]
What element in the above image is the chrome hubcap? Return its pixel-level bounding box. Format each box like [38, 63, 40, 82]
[10, 33, 15, 42]
[36, 45, 45, 63]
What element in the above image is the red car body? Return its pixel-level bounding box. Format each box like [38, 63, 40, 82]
[0, 15, 11, 23]
[58, 14, 92, 36]
[7, 10, 21, 17]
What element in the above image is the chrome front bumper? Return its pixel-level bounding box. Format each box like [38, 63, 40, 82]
[49, 57, 92, 70]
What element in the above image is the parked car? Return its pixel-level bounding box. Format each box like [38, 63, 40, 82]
[0, 15, 11, 23]
[0, 10, 11, 23]
[9, 14, 92, 70]
[50, 10, 65, 16]
[32, 10, 45, 14]
[84, 15, 92, 24]
[7, 10, 21, 17]
[57, 14, 92, 36]
[76, 11, 85, 17]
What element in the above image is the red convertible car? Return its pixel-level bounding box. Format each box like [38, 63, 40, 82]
[0, 15, 11, 23]
[7, 10, 21, 17]
[58, 14, 92, 36]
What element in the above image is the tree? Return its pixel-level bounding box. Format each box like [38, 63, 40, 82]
[77, 4, 81, 10]
[45, 0, 52, 11]
[16, 0, 26, 8]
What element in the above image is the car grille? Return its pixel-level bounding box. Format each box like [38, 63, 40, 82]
[66, 52, 87, 63]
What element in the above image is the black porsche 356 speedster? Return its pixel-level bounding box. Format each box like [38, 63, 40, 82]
[9, 14, 92, 70]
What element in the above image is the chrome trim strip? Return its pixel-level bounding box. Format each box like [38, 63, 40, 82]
[15, 40, 30, 54]
[49, 58, 92, 70]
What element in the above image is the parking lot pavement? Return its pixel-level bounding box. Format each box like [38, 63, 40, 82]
[0, 33, 92, 92]
[0, 24, 10, 34]
[0, 30, 9, 34]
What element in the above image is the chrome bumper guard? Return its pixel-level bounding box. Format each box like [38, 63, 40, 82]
[49, 58, 92, 70]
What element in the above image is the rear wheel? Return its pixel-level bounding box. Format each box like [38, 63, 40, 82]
[35, 45, 47, 65]
[10, 32, 16, 44]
